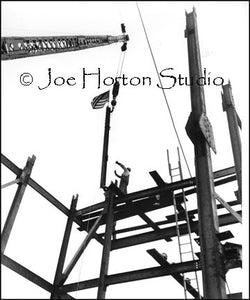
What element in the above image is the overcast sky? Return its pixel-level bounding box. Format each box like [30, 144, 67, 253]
[1, 1, 249, 299]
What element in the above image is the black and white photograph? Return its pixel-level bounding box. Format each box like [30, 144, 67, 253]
[1, 1, 249, 299]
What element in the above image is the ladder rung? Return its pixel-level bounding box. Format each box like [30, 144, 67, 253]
[180, 242, 191, 245]
[171, 167, 179, 170]
[181, 251, 193, 254]
[172, 174, 180, 177]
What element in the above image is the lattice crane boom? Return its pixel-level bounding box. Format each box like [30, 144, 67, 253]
[1, 25, 129, 60]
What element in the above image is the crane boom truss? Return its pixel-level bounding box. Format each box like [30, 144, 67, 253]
[1, 34, 129, 60]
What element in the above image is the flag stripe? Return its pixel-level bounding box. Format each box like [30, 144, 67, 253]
[91, 90, 110, 109]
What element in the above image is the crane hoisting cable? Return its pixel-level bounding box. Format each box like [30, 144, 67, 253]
[97, 24, 128, 189]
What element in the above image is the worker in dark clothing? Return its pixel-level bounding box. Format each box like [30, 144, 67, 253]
[113, 161, 131, 240]
[114, 161, 131, 194]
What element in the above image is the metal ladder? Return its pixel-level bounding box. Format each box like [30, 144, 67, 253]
[167, 147, 201, 299]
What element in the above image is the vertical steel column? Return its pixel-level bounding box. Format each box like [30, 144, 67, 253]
[1, 155, 36, 254]
[97, 187, 115, 299]
[100, 106, 111, 189]
[221, 82, 242, 203]
[51, 195, 78, 299]
[185, 8, 227, 298]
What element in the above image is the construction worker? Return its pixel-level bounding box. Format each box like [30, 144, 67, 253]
[113, 161, 131, 240]
[114, 161, 131, 194]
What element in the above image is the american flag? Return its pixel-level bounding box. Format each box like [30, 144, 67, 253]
[91, 90, 110, 109]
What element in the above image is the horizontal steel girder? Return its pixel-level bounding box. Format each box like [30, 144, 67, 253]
[111, 211, 241, 250]
[60, 259, 202, 293]
[78, 174, 236, 231]
[76, 166, 236, 218]
[97, 200, 239, 237]
[147, 248, 202, 299]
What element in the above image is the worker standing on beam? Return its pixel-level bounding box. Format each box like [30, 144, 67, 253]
[114, 161, 131, 194]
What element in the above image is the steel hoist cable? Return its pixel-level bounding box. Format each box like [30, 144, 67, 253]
[136, 2, 192, 178]
[136, 4, 201, 297]
[75, 20, 127, 299]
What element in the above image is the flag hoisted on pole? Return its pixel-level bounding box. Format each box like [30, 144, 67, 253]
[91, 90, 110, 109]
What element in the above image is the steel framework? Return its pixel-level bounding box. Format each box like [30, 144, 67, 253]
[1, 152, 242, 299]
[1, 7, 243, 299]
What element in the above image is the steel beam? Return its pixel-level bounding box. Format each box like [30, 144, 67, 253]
[117, 167, 235, 205]
[215, 193, 242, 223]
[166, 199, 239, 223]
[139, 211, 172, 242]
[1, 154, 70, 216]
[185, 8, 227, 298]
[149, 170, 166, 186]
[1, 254, 73, 298]
[79, 174, 236, 224]
[79, 195, 165, 222]
[144, 171, 172, 242]
[100, 106, 111, 189]
[61, 212, 105, 284]
[111, 211, 241, 250]
[51, 195, 78, 299]
[61, 259, 202, 293]
[221, 82, 242, 203]
[61, 252, 240, 294]
[227, 292, 242, 299]
[1, 154, 104, 246]
[1, 178, 21, 189]
[147, 248, 201, 298]
[78, 174, 236, 232]
[1, 254, 53, 293]
[76, 166, 236, 218]
[1, 154, 84, 227]
[28, 177, 72, 220]
[1, 155, 36, 254]
[96, 200, 239, 237]
[78, 195, 170, 231]
[1, 153, 21, 174]
[97, 188, 115, 299]
[177, 175, 236, 199]
[57, 294, 75, 300]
